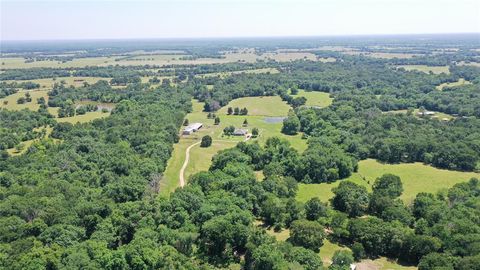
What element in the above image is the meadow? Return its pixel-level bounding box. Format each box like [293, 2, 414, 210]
[297, 158, 480, 204]
[396, 65, 450, 74]
[436, 78, 471, 90]
[291, 89, 333, 108]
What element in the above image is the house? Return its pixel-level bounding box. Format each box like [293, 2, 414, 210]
[233, 128, 248, 136]
[183, 123, 203, 135]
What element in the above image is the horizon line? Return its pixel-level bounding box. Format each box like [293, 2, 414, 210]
[2, 32, 479, 43]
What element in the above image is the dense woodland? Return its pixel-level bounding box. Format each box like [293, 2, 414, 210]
[0, 36, 479, 269]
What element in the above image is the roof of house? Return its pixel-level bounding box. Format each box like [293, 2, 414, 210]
[233, 128, 248, 135]
[184, 123, 203, 131]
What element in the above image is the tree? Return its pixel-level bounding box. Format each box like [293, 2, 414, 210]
[304, 197, 327, 221]
[234, 107, 240, 115]
[240, 107, 248, 115]
[252, 127, 259, 138]
[243, 119, 248, 126]
[289, 220, 325, 252]
[331, 181, 369, 217]
[351, 242, 366, 261]
[282, 111, 300, 135]
[290, 87, 299, 95]
[227, 107, 233, 115]
[223, 125, 235, 136]
[201, 135, 212, 148]
[214, 116, 220, 125]
[183, 119, 189, 126]
[330, 250, 354, 270]
[372, 174, 403, 198]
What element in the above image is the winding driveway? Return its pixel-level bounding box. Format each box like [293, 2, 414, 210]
[179, 141, 201, 187]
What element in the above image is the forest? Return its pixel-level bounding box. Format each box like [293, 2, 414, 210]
[0, 35, 479, 269]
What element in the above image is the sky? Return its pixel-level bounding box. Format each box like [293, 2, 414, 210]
[1, 0, 479, 41]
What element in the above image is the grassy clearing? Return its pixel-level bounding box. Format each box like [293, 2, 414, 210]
[6, 126, 53, 156]
[161, 97, 307, 196]
[396, 65, 450, 74]
[218, 96, 291, 116]
[384, 109, 455, 121]
[0, 89, 50, 111]
[436, 78, 471, 90]
[319, 240, 351, 266]
[357, 258, 417, 270]
[56, 111, 110, 124]
[297, 159, 480, 204]
[292, 90, 333, 108]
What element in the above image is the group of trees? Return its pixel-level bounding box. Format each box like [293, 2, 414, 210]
[227, 107, 248, 115]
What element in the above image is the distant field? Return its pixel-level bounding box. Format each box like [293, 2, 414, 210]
[0, 89, 50, 111]
[344, 52, 421, 59]
[396, 65, 450, 74]
[5, 76, 110, 89]
[292, 90, 333, 108]
[297, 159, 480, 204]
[436, 78, 471, 90]
[1, 50, 333, 69]
[218, 96, 291, 116]
[56, 111, 110, 124]
[196, 68, 279, 78]
[384, 109, 455, 121]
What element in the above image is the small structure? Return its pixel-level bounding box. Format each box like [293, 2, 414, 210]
[183, 123, 203, 135]
[233, 128, 248, 136]
[417, 111, 435, 116]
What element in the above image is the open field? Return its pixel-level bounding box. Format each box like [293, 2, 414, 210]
[436, 78, 471, 90]
[396, 65, 450, 74]
[357, 258, 417, 270]
[6, 126, 53, 156]
[1, 50, 331, 69]
[217, 96, 291, 116]
[0, 89, 50, 111]
[297, 159, 480, 204]
[292, 90, 333, 108]
[56, 111, 110, 124]
[161, 97, 307, 196]
[383, 109, 455, 121]
[196, 68, 279, 78]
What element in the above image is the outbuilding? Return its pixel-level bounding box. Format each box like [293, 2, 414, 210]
[183, 123, 203, 135]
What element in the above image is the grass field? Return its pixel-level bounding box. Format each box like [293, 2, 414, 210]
[384, 109, 455, 121]
[217, 96, 291, 116]
[56, 111, 110, 124]
[396, 65, 450, 74]
[297, 159, 480, 204]
[436, 78, 471, 90]
[292, 90, 333, 108]
[0, 89, 50, 111]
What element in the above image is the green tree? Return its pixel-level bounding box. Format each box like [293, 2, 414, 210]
[201, 135, 212, 148]
[289, 220, 325, 252]
[282, 111, 300, 135]
[332, 181, 369, 217]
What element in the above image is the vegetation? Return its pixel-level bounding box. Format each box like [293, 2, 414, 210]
[1, 35, 479, 269]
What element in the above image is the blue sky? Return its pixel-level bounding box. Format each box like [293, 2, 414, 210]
[1, 0, 479, 40]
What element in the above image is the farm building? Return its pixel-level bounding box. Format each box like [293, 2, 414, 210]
[183, 123, 203, 135]
[417, 111, 435, 117]
[233, 128, 248, 136]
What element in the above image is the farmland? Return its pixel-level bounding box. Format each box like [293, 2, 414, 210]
[291, 89, 333, 108]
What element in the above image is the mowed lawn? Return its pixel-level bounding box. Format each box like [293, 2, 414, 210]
[292, 90, 333, 108]
[297, 159, 480, 204]
[396, 65, 450, 74]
